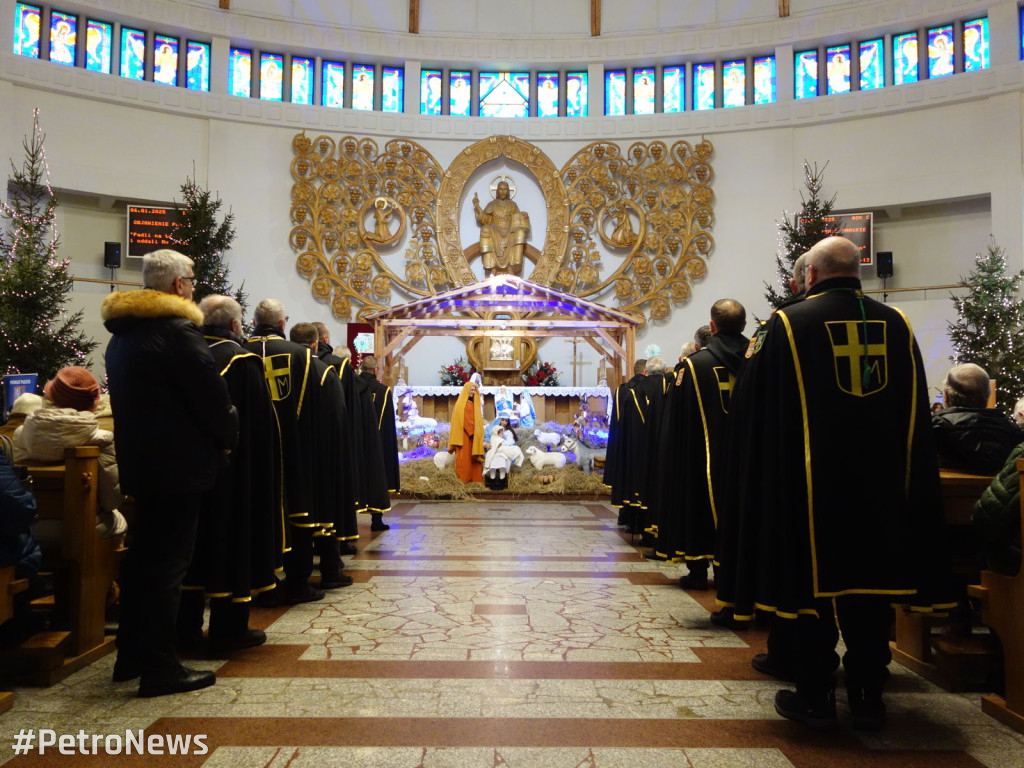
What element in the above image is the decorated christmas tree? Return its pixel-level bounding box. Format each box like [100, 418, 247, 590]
[948, 242, 1024, 415]
[171, 174, 247, 313]
[0, 110, 97, 382]
[764, 161, 842, 310]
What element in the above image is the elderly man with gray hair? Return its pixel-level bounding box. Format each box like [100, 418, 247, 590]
[932, 362, 1024, 474]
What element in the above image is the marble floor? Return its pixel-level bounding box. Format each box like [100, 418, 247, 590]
[2, 500, 1024, 767]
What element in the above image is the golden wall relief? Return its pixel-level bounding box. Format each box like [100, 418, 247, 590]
[290, 133, 714, 325]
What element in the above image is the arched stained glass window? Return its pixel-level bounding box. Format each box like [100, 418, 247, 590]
[420, 69, 442, 115]
[121, 28, 146, 81]
[480, 72, 529, 118]
[859, 39, 883, 90]
[663, 65, 685, 113]
[795, 50, 818, 98]
[722, 60, 745, 107]
[753, 56, 775, 104]
[48, 11, 76, 66]
[566, 71, 587, 117]
[86, 20, 112, 74]
[604, 69, 625, 116]
[963, 18, 989, 72]
[537, 72, 559, 117]
[154, 35, 179, 87]
[382, 66, 403, 113]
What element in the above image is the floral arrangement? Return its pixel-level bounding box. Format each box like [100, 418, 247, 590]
[439, 357, 475, 386]
[523, 360, 560, 387]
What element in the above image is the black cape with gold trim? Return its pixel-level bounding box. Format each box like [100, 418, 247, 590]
[606, 374, 649, 516]
[715, 277, 952, 620]
[339, 360, 391, 515]
[185, 329, 281, 599]
[361, 371, 401, 493]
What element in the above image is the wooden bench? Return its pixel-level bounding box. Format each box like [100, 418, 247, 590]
[891, 468, 994, 689]
[0, 564, 29, 711]
[0, 446, 121, 686]
[967, 457, 1024, 735]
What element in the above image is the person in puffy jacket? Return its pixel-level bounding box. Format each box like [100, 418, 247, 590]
[0, 452, 44, 647]
[973, 442, 1024, 576]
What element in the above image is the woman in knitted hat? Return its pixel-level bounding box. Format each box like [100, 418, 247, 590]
[13, 366, 127, 539]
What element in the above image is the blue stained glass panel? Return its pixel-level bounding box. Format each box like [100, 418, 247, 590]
[753, 56, 776, 104]
[13, 4, 41, 58]
[633, 67, 655, 115]
[604, 70, 625, 116]
[566, 72, 587, 117]
[48, 11, 76, 66]
[537, 73, 559, 118]
[894, 32, 919, 84]
[927, 25, 954, 78]
[480, 72, 528, 118]
[322, 61, 345, 108]
[228, 48, 252, 97]
[186, 41, 209, 91]
[120, 28, 146, 81]
[352, 64, 374, 110]
[693, 63, 715, 110]
[964, 18, 989, 72]
[260, 53, 283, 101]
[85, 20, 111, 73]
[722, 60, 745, 107]
[450, 71, 471, 116]
[382, 66, 403, 113]
[420, 70, 442, 115]
[663, 66, 685, 112]
[153, 35, 179, 87]
[858, 39, 883, 90]
[291, 57, 313, 104]
[794, 50, 818, 98]
[825, 45, 850, 94]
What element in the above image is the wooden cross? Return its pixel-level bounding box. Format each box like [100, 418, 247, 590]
[564, 337, 591, 387]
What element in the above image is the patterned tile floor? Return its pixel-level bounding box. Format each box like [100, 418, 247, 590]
[1, 500, 1023, 767]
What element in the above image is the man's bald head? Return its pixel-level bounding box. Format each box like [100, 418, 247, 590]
[805, 236, 861, 287]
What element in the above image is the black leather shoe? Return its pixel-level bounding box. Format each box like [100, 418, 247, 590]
[284, 586, 325, 604]
[339, 543, 358, 556]
[370, 521, 390, 532]
[774, 689, 838, 731]
[209, 629, 267, 653]
[112, 657, 141, 682]
[320, 574, 354, 589]
[138, 666, 216, 698]
[709, 609, 751, 631]
[752, 653, 796, 681]
[643, 551, 665, 561]
[848, 686, 887, 731]
[678, 573, 710, 590]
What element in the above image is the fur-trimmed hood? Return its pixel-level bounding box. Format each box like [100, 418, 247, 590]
[101, 289, 203, 328]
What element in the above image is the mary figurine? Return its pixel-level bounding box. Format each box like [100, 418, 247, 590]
[517, 390, 537, 428]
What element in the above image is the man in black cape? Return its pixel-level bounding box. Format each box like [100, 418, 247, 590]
[358, 356, 398, 529]
[715, 237, 953, 731]
[179, 295, 281, 651]
[605, 359, 649, 529]
[243, 300, 324, 604]
[649, 300, 748, 590]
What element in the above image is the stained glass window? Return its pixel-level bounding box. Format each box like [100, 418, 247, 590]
[566, 72, 587, 117]
[753, 56, 776, 104]
[120, 28, 146, 81]
[259, 53, 283, 101]
[291, 57, 313, 104]
[450, 71, 471, 116]
[633, 67, 655, 115]
[186, 41, 210, 91]
[382, 66, 403, 113]
[537, 72, 559, 117]
[722, 60, 745, 107]
[420, 70, 442, 115]
[858, 39, 883, 90]
[48, 11, 76, 66]
[693, 63, 715, 110]
[894, 32, 919, 84]
[963, 18, 989, 72]
[13, 3, 41, 58]
[153, 35, 179, 87]
[825, 45, 850, 94]
[604, 69, 625, 116]
[927, 25, 954, 79]
[480, 72, 528, 118]
[322, 60, 345, 108]
[794, 50, 818, 98]
[663, 66, 685, 113]
[228, 48, 252, 97]
[352, 64, 374, 110]
[85, 20, 112, 74]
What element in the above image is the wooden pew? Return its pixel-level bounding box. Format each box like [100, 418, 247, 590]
[891, 468, 994, 688]
[967, 458, 1024, 735]
[0, 564, 29, 712]
[1, 446, 120, 685]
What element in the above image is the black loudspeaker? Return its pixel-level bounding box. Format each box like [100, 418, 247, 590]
[104, 241, 121, 269]
[876, 251, 893, 279]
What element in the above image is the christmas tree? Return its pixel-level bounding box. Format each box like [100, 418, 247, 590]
[171, 174, 247, 313]
[764, 161, 842, 309]
[0, 110, 97, 382]
[947, 242, 1024, 415]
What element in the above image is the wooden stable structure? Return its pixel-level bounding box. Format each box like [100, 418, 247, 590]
[367, 275, 642, 390]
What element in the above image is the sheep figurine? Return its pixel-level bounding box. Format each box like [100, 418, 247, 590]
[525, 445, 567, 470]
[560, 435, 606, 474]
[433, 450, 455, 470]
[533, 429, 563, 451]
